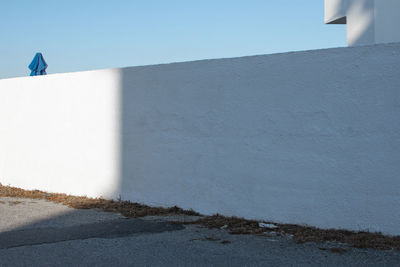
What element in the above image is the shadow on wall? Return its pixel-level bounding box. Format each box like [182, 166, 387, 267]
[117, 65, 217, 210]
[115, 61, 270, 213]
[110, 43, 400, 235]
[116, 61, 261, 213]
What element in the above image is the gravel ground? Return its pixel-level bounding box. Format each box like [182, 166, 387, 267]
[0, 197, 124, 232]
[0, 197, 399, 266]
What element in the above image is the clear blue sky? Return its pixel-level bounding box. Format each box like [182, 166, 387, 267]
[0, 0, 346, 79]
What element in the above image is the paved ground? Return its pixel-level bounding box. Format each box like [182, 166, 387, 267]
[0, 197, 399, 266]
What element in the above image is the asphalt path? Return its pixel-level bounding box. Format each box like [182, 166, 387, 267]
[0, 197, 399, 266]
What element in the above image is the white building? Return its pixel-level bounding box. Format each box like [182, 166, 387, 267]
[325, 0, 400, 46]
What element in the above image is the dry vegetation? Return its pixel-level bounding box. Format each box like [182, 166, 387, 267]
[1, 183, 399, 251]
[0, 183, 199, 217]
[190, 215, 400, 250]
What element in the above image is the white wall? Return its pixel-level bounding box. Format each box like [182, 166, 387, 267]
[0, 70, 122, 198]
[374, 0, 400, 45]
[1, 43, 400, 235]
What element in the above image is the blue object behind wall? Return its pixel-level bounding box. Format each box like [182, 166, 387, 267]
[28, 53, 48, 76]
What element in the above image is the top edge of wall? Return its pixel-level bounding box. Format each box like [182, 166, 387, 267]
[1, 42, 400, 82]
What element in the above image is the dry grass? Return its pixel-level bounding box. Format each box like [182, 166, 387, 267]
[1, 183, 399, 251]
[0, 183, 199, 218]
[187, 214, 400, 251]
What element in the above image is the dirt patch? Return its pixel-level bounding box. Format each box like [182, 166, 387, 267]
[1, 183, 399, 251]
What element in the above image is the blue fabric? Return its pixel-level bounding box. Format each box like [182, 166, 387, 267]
[28, 53, 48, 76]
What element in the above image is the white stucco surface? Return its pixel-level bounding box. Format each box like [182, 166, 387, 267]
[325, 0, 400, 46]
[324, 0, 347, 24]
[1, 43, 400, 235]
[374, 0, 400, 45]
[0, 70, 122, 198]
[346, 0, 375, 46]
